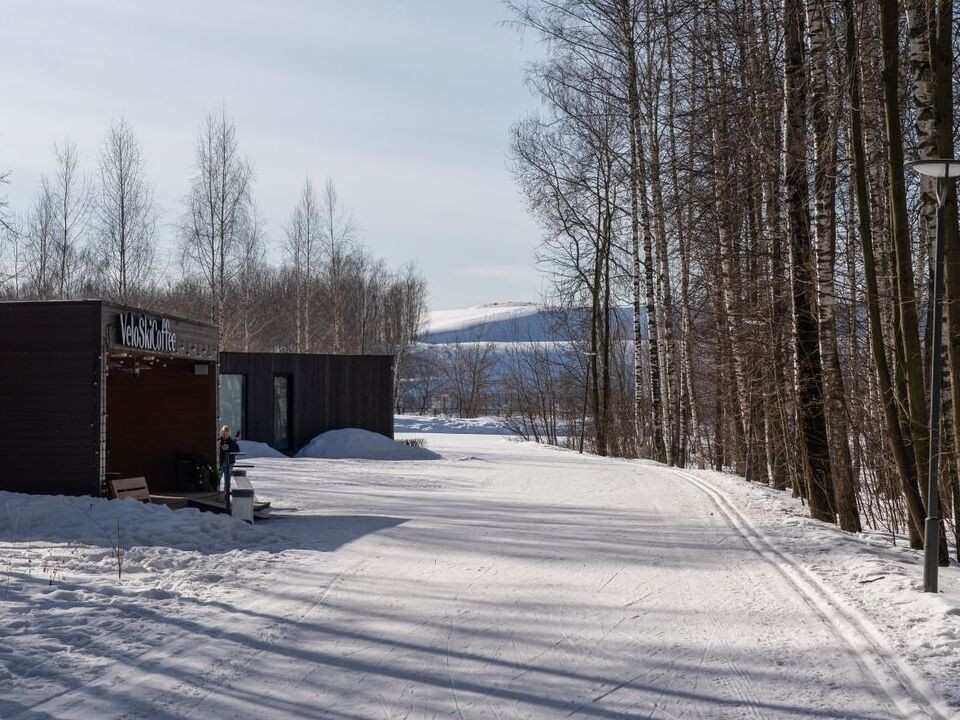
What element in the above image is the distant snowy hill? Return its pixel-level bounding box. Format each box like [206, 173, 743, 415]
[420, 302, 560, 344]
[420, 302, 634, 344]
[402, 302, 637, 414]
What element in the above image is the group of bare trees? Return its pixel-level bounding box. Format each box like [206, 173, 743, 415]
[507, 0, 960, 554]
[398, 309, 637, 454]
[0, 110, 427, 370]
[2, 122, 158, 303]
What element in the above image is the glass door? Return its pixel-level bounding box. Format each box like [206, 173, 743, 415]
[273, 374, 292, 451]
[219, 373, 245, 438]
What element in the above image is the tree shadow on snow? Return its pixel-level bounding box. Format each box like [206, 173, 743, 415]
[0, 499, 408, 556]
[264, 513, 408, 552]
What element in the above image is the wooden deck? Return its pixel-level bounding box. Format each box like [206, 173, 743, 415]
[149, 491, 224, 512]
[149, 490, 271, 516]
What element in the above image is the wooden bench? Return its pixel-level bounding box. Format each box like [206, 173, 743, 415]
[108, 476, 191, 509]
[110, 476, 151, 502]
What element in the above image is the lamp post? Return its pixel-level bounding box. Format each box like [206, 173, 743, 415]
[906, 158, 960, 593]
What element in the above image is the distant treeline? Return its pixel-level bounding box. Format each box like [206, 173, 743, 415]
[0, 110, 426, 398]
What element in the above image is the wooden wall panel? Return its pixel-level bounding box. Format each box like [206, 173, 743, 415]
[105, 359, 217, 492]
[219, 352, 394, 454]
[0, 301, 101, 495]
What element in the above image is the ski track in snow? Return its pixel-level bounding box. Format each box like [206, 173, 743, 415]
[673, 469, 952, 720]
[3, 432, 959, 719]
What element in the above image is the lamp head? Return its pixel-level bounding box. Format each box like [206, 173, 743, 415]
[906, 158, 960, 178]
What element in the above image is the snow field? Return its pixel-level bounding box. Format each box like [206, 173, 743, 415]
[395, 413, 515, 435]
[2, 429, 959, 718]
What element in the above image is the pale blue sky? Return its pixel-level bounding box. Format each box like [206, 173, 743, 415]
[0, 0, 546, 309]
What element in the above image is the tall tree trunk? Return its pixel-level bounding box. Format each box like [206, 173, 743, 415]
[646, 20, 680, 466]
[649, 113, 680, 466]
[620, 0, 667, 462]
[933, 0, 960, 563]
[783, 0, 836, 523]
[880, 0, 933, 520]
[806, 0, 861, 531]
[843, 0, 925, 545]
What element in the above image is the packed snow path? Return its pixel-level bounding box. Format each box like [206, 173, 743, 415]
[5, 434, 949, 719]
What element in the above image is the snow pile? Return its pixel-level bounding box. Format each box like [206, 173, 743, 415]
[237, 439, 286, 459]
[2, 490, 264, 550]
[395, 414, 515, 435]
[295, 428, 441, 461]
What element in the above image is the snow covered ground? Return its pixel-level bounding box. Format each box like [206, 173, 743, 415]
[3, 427, 960, 719]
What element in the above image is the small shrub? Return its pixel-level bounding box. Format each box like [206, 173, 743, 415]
[197, 464, 219, 491]
[397, 438, 427, 449]
[113, 518, 124, 580]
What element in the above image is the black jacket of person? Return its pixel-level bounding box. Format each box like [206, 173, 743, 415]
[218, 435, 240, 467]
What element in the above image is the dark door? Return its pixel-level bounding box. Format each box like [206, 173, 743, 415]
[273, 374, 292, 451]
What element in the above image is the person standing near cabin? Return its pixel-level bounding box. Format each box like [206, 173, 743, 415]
[218, 425, 240, 501]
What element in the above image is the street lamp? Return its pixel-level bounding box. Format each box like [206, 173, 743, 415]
[906, 157, 960, 593]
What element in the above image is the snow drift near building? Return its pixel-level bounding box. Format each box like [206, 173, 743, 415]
[295, 428, 441, 461]
[237, 440, 286, 459]
[2, 489, 264, 551]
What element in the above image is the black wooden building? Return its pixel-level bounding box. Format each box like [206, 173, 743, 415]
[0, 300, 218, 496]
[219, 352, 394, 454]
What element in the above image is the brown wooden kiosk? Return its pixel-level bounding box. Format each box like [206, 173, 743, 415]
[0, 300, 218, 497]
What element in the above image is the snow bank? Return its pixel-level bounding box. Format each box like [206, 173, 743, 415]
[2, 490, 264, 551]
[395, 414, 515, 435]
[295, 428, 441, 461]
[237, 439, 286, 459]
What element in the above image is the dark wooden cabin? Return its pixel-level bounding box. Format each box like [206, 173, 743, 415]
[219, 352, 394, 454]
[0, 300, 218, 496]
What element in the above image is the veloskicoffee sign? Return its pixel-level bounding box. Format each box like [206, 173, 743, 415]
[117, 312, 178, 354]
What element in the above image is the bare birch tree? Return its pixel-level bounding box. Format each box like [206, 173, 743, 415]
[50, 140, 91, 299]
[318, 178, 356, 354]
[232, 200, 268, 351]
[181, 108, 252, 346]
[94, 119, 156, 305]
[23, 178, 56, 299]
[284, 177, 321, 352]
